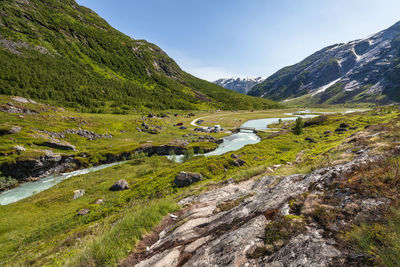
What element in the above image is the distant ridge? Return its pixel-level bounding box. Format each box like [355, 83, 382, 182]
[213, 77, 266, 94]
[249, 21, 400, 105]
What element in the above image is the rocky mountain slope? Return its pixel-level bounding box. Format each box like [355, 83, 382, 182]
[249, 21, 400, 105]
[213, 77, 266, 94]
[0, 0, 278, 112]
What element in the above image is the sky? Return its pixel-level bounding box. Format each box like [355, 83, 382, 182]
[77, 0, 400, 81]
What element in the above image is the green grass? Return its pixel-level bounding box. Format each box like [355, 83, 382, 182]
[230, 165, 268, 182]
[71, 198, 179, 267]
[0, 106, 398, 266]
[346, 209, 400, 267]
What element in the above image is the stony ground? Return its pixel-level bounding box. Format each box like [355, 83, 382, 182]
[121, 142, 389, 267]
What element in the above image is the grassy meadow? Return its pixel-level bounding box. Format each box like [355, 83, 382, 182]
[0, 104, 398, 266]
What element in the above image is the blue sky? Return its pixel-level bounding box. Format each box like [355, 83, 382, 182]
[77, 0, 400, 81]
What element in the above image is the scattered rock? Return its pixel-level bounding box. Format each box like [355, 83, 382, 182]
[123, 150, 381, 267]
[305, 137, 316, 143]
[335, 128, 348, 133]
[141, 122, 149, 129]
[34, 128, 113, 140]
[272, 164, 282, 170]
[10, 126, 22, 134]
[324, 131, 332, 135]
[147, 128, 160, 134]
[0, 104, 37, 114]
[110, 179, 130, 191]
[231, 158, 246, 167]
[73, 189, 85, 200]
[304, 115, 327, 127]
[95, 199, 104, 205]
[340, 123, 350, 128]
[174, 172, 203, 187]
[169, 139, 189, 147]
[13, 145, 26, 153]
[77, 208, 90, 216]
[231, 153, 239, 159]
[0, 126, 22, 136]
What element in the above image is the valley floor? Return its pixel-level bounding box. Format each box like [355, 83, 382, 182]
[0, 96, 397, 266]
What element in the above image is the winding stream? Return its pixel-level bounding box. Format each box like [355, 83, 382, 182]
[0, 110, 358, 205]
[0, 161, 126, 205]
[168, 113, 319, 163]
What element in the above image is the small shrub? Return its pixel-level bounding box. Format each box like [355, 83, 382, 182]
[0, 176, 18, 191]
[183, 148, 194, 162]
[292, 117, 303, 135]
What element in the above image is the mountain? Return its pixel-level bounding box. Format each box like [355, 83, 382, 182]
[0, 0, 279, 112]
[248, 21, 400, 105]
[213, 77, 266, 94]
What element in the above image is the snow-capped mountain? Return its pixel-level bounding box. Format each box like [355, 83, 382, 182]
[213, 77, 266, 94]
[248, 21, 400, 104]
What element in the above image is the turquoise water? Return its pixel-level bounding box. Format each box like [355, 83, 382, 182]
[1, 110, 355, 205]
[168, 113, 318, 163]
[0, 161, 126, 205]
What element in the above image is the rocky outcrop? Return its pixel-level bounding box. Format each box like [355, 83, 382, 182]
[36, 140, 76, 151]
[174, 172, 203, 187]
[135, 144, 216, 156]
[34, 128, 113, 140]
[0, 141, 219, 183]
[0, 102, 37, 114]
[231, 158, 246, 167]
[11, 96, 36, 104]
[0, 126, 22, 136]
[0, 151, 78, 180]
[110, 179, 130, 191]
[122, 151, 381, 267]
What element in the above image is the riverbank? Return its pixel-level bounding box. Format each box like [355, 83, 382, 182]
[0, 94, 356, 191]
[0, 106, 397, 266]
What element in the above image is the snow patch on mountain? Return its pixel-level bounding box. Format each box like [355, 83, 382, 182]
[214, 77, 266, 94]
[248, 20, 400, 104]
[312, 78, 341, 95]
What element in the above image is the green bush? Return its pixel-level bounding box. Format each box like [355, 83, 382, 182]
[0, 176, 18, 191]
[292, 117, 303, 135]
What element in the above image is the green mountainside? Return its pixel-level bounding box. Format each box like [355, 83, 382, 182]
[0, 0, 279, 112]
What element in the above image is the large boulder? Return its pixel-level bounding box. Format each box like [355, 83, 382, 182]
[110, 179, 130, 191]
[174, 172, 203, 187]
[73, 189, 85, 200]
[231, 158, 247, 167]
